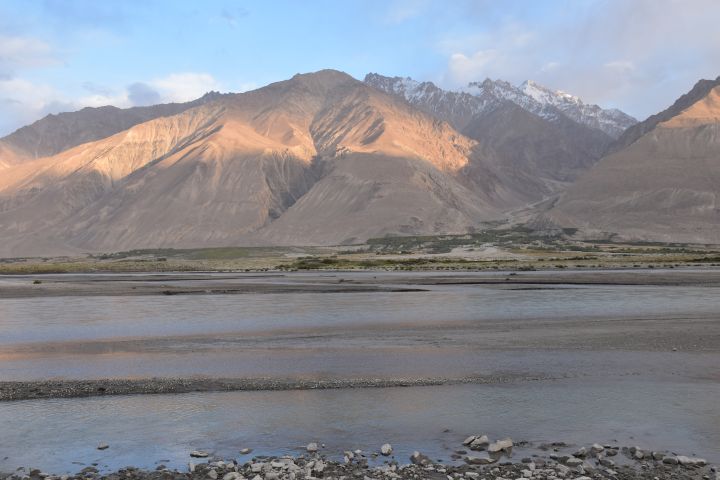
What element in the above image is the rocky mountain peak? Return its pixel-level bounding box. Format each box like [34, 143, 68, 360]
[366, 73, 636, 139]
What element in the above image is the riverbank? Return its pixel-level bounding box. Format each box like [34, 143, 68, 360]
[2, 438, 715, 480]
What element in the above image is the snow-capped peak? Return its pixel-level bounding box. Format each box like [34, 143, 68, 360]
[364, 73, 637, 138]
[515, 80, 636, 137]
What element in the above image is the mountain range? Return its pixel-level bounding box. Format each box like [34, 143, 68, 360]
[0, 69, 718, 256]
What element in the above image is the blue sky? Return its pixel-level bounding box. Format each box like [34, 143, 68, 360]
[1, 0, 719, 135]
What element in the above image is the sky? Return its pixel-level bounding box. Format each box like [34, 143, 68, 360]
[1, 0, 719, 136]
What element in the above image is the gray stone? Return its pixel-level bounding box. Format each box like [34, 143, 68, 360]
[564, 457, 583, 467]
[410, 451, 431, 466]
[380, 443, 393, 456]
[207, 469, 217, 480]
[488, 438, 513, 453]
[97, 443, 109, 451]
[306, 443, 318, 453]
[662, 456, 678, 465]
[465, 454, 497, 465]
[470, 435, 490, 451]
[190, 451, 209, 458]
[677, 456, 707, 467]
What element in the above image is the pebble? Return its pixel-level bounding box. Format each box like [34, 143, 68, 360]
[305, 443, 318, 453]
[190, 451, 209, 458]
[380, 443, 393, 456]
[8, 440, 716, 480]
[96, 443, 109, 451]
[239, 448, 252, 455]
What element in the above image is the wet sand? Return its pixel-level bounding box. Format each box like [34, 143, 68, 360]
[2, 268, 720, 299]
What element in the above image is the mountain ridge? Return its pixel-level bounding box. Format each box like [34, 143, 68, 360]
[365, 73, 636, 138]
[546, 81, 720, 244]
[0, 69, 506, 256]
[0, 69, 717, 256]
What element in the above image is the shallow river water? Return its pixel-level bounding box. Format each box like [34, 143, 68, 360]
[0, 271, 719, 472]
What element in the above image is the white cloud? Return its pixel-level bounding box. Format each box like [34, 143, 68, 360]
[437, 0, 720, 118]
[604, 60, 635, 73]
[0, 35, 58, 79]
[0, 71, 249, 135]
[0, 36, 56, 68]
[149, 72, 222, 103]
[0, 77, 68, 134]
[447, 50, 498, 83]
[384, 0, 431, 24]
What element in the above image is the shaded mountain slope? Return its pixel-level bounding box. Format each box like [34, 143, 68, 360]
[547, 83, 720, 244]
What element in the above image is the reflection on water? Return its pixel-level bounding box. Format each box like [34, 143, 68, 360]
[1, 283, 719, 380]
[1, 274, 719, 473]
[1, 377, 718, 473]
[1, 284, 719, 345]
